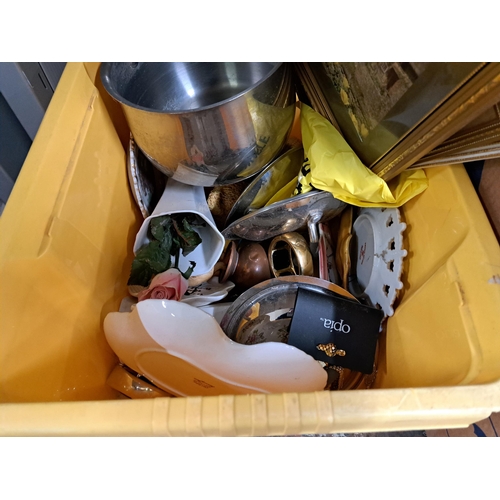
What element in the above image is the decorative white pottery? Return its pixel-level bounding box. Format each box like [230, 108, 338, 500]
[181, 277, 235, 307]
[133, 178, 225, 277]
[119, 295, 233, 321]
[104, 300, 327, 397]
[349, 207, 407, 317]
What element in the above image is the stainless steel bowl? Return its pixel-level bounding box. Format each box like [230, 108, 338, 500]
[100, 62, 296, 186]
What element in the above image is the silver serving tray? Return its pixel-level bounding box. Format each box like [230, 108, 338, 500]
[222, 190, 346, 242]
[225, 146, 304, 226]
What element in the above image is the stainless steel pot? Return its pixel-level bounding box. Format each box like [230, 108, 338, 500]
[100, 62, 296, 186]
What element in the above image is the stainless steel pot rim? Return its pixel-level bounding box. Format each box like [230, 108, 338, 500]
[100, 62, 285, 115]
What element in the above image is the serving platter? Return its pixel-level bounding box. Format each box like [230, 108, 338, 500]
[222, 190, 346, 242]
[225, 146, 304, 226]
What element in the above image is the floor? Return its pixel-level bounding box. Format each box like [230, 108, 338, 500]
[290, 412, 500, 437]
[425, 412, 500, 437]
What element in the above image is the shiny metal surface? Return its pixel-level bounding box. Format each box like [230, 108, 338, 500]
[100, 62, 296, 186]
[220, 276, 356, 342]
[217, 240, 271, 291]
[127, 134, 167, 218]
[220, 277, 369, 391]
[222, 190, 346, 241]
[225, 146, 304, 225]
[217, 240, 239, 283]
[268, 232, 314, 277]
[231, 241, 271, 291]
[106, 364, 172, 399]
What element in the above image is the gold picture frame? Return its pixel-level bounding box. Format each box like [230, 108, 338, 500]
[295, 62, 500, 181]
[410, 102, 500, 168]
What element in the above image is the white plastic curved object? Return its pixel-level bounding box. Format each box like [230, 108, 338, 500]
[350, 208, 407, 317]
[133, 178, 225, 277]
[104, 300, 327, 397]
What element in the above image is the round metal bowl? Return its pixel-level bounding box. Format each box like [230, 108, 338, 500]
[100, 62, 296, 186]
[219, 276, 373, 390]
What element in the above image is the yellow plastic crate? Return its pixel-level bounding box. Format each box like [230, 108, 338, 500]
[1, 63, 500, 436]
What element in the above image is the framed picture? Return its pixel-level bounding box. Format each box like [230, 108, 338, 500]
[295, 62, 500, 180]
[410, 102, 500, 168]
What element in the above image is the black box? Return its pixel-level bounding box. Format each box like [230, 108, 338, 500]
[287, 286, 384, 374]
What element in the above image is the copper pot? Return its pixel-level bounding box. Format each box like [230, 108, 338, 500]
[218, 241, 271, 291]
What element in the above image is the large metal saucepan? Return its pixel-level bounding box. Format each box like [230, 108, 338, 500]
[100, 62, 296, 186]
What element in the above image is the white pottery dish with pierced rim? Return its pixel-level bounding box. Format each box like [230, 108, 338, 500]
[349, 208, 407, 317]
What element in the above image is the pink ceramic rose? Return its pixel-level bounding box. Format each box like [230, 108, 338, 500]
[137, 268, 189, 302]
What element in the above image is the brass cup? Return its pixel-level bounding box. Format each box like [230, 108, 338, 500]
[268, 232, 314, 277]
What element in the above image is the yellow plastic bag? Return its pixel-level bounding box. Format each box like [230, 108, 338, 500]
[265, 176, 298, 206]
[295, 104, 428, 208]
[236, 94, 295, 178]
